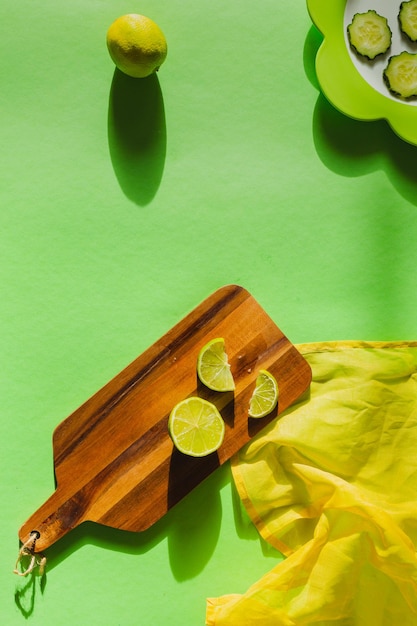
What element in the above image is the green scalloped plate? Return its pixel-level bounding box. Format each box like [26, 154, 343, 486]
[307, 0, 417, 146]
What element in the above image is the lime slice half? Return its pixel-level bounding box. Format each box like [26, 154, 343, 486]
[197, 337, 235, 392]
[168, 397, 225, 457]
[248, 369, 278, 418]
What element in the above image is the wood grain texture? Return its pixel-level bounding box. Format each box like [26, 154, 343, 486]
[19, 285, 311, 552]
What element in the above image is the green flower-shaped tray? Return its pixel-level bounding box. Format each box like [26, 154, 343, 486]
[307, 0, 417, 146]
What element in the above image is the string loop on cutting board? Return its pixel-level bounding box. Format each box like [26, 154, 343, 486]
[13, 531, 46, 577]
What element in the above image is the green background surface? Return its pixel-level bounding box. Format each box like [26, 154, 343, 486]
[2, 1, 417, 624]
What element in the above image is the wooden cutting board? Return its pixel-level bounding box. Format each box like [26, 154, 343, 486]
[19, 285, 311, 552]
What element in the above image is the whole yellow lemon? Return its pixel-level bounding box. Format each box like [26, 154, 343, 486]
[106, 14, 167, 78]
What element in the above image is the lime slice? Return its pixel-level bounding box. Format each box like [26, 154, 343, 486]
[168, 397, 225, 457]
[248, 369, 278, 418]
[197, 337, 235, 392]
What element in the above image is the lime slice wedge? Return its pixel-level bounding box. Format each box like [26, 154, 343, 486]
[197, 337, 235, 392]
[168, 397, 225, 457]
[248, 369, 278, 418]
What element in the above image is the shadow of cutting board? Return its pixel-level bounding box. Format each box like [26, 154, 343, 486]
[19, 285, 311, 552]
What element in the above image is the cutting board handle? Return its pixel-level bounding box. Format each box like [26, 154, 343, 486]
[18, 488, 86, 553]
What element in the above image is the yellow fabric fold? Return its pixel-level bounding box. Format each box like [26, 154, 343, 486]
[207, 341, 417, 625]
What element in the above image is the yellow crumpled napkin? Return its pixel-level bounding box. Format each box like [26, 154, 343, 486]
[206, 341, 417, 625]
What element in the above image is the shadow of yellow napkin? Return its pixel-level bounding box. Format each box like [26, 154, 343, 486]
[207, 341, 417, 625]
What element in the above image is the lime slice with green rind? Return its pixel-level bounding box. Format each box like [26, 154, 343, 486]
[197, 338, 235, 392]
[248, 369, 278, 418]
[168, 397, 225, 457]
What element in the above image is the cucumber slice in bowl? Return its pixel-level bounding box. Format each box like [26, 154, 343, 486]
[399, 0, 417, 42]
[383, 51, 417, 99]
[347, 10, 392, 60]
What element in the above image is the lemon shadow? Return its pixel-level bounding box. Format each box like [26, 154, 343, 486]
[304, 26, 417, 207]
[108, 69, 166, 206]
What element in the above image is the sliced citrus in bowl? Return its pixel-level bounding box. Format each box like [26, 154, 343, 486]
[248, 369, 278, 418]
[168, 397, 225, 457]
[197, 337, 235, 392]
